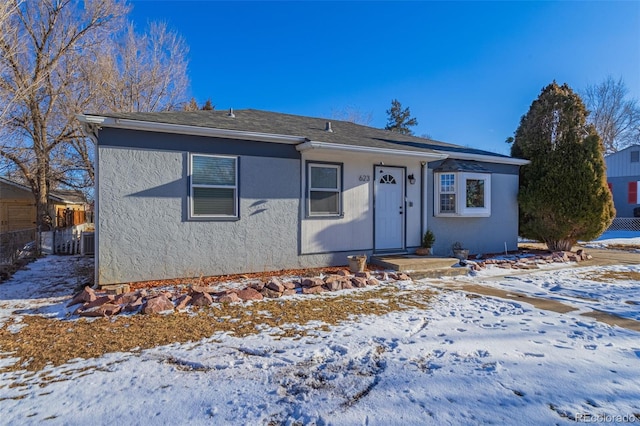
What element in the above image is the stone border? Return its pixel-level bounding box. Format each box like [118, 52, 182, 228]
[68, 270, 413, 317]
[468, 250, 592, 271]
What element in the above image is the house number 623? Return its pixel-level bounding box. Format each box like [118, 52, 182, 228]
[359, 175, 370, 182]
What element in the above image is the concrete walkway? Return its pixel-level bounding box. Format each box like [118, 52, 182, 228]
[428, 247, 640, 332]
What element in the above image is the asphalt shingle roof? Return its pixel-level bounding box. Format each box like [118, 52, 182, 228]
[96, 109, 512, 159]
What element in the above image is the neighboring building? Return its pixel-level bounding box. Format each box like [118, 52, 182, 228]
[605, 145, 640, 218]
[0, 177, 88, 232]
[78, 109, 528, 285]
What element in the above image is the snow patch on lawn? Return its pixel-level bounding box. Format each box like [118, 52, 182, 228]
[1, 255, 639, 424]
[582, 230, 640, 249]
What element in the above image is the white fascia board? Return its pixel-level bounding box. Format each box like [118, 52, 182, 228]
[436, 150, 531, 166]
[76, 114, 307, 145]
[296, 140, 449, 160]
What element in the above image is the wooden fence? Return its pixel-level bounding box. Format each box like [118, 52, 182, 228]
[56, 208, 87, 229]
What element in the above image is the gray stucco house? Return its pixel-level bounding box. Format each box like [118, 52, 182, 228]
[605, 145, 640, 218]
[78, 109, 528, 285]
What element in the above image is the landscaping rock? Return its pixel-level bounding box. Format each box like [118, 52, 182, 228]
[351, 277, 368, 288]
[336, 269, 351, 277]
[324, 275, 342, 284]
[396, 273, 411, 281]
[67, 286, 97, 307]
[367, 277, 380, 286]
[302, 285, 326, 294]
[213, 289, 234, 298]
[79, 295, 115, 310]
[175, 294, 192, 310]
[266, 278, 285, 292]
[114, 291, 142, 305]
[260, 287, 282, 298]
[142, 294, 174, 314]
[190, 291, 213, 306]
[249, 281, 265, 291]
[101, 284, 131, 295]
[218, 293, 241, 303]
[283, 289, 297, 296]
[282, 281, 297, 290]
[235, 288, 263, 301]
[355, 271, 371, 279]
[191, 285, 218, 294]
[122, 297, 144, 312]
[79, 303, 121, 317]
[326, 280, 342, 291]
[341, 280, 353, 290]
[302, 277, 324, 288]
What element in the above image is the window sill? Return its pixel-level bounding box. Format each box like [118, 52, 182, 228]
[306, 213, 345, 219]
[435, 212, 491, 218]
[188, 215, 240, 222]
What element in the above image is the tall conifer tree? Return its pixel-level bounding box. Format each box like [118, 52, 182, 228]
[510, 82, 615, 251]
[384, 99, 418, 135]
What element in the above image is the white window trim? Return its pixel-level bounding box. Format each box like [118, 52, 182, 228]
[190, 153, 238, 219]
[434, 172, 491, 217]
[307, 163, 342, 217]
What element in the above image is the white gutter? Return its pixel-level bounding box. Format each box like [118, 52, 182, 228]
[296, 140, 449, 160]
[76, 114, 307, 145]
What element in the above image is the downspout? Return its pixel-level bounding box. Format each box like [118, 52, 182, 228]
[420, 161, 426, 241]
[80, 122, 100, 286]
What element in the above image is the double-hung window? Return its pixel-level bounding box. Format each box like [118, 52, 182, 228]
[190, 154, 238, 218]
[435, 172, 491, 217]
[438, 173, 456, 214]
[308, 163, 342, 216]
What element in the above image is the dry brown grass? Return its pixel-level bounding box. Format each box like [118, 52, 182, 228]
[0, 286, 434, 374]
[604, 244, 640, 251]
[578, 270, 640, 283]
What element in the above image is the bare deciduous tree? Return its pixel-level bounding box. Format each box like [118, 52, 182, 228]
[97, 21, 190, 113]
[0, 0, 23, 125]
[583, 76, 640, 154]
[0, 0, 128, 229]
[71, 21, 190, 184]
[331, 105, 373, 126]
[0, 1, 191, 229]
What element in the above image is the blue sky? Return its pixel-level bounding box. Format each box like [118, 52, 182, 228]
[129, 1, 640, 155]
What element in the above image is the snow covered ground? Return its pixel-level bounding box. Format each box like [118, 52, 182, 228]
[582, 230, 640, 250]
[1, 247, 639, 425]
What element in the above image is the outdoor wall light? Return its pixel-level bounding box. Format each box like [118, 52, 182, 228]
[408, 174, 416, 185]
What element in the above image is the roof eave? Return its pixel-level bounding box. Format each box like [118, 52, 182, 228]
[76, 114, 308, 145]
[297, 140, 449, 160]
[437, 151, 530, 166]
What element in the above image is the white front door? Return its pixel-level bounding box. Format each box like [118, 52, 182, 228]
[374, 166, 405, 251]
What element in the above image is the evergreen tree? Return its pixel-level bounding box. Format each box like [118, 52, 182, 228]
[384, 99, 418, 135]
[201, 99, 214, 110]
[510, 82, 615, 251]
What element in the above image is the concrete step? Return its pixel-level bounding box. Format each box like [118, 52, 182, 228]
[371, 255, 469, 279]
[407, 267, 470, 280]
